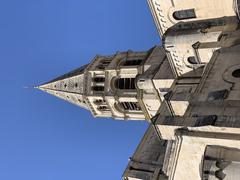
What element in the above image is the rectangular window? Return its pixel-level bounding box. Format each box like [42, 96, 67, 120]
[92, 86, 104, 91]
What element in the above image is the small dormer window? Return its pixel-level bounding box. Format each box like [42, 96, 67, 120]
[173, 9, 196, 20]
[94, 99, 106, 105]
[97, 105, 109, 111]
[96, 99, 103, 103]
[187, 56, 198, 64]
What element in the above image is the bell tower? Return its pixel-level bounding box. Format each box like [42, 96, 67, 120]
[37, 46, 174, 121]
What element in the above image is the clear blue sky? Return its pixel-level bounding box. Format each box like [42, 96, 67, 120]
[0, 0, 160, 179]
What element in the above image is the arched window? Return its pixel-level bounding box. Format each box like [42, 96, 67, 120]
[93, 77, 105, 82]
[187, 56, 198, 64]
[120, 102, 141, 111]
[92, 86, 104, 92]
[173, 9, 196, 20]
[115, 78, 136, 90]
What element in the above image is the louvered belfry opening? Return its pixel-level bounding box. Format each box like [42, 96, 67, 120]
[115, 78, 136, 90]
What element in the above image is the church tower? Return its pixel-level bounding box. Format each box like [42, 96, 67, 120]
[37, 46, 175, 121]
[35, 1, 240, 179]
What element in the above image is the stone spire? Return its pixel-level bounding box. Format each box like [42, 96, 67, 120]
[36, 47, 173, 120]
[36, 64, 89, 110]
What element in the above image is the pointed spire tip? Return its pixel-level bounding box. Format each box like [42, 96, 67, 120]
[23, 85, 40, 89]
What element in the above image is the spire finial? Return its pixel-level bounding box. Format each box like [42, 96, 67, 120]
[23, 85, 38, 89]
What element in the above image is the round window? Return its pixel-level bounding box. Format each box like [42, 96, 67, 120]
[187, 56, 198, 64]
[232, 69, 240, 78]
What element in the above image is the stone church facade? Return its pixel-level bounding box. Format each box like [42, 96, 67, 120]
[37, 0, 240, 179]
